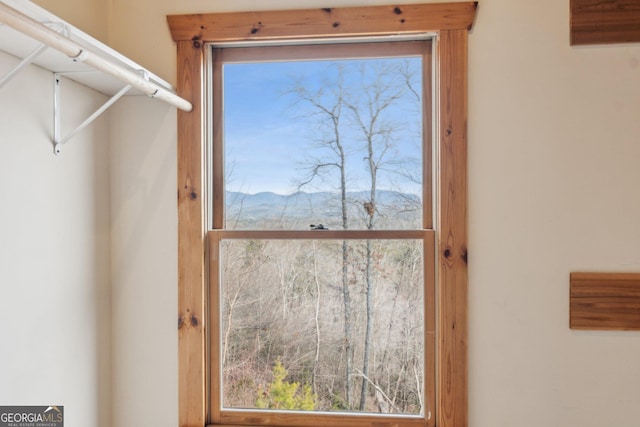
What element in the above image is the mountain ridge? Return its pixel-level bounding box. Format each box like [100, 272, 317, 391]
[225, 190, 421, 228]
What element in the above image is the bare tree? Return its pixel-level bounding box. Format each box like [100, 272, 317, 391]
[222, 57, 424, 413]
[290, 65, 356, 408]
[343, 62, 407, 411]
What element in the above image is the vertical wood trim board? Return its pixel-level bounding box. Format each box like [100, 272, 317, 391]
[571, 0, 640, 45]
[177, 39, 207, 427]
[437, 29, 469, 427]
[570, 272, 640, 330]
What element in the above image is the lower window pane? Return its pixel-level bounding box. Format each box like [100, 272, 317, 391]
[220, 238, 426, 415]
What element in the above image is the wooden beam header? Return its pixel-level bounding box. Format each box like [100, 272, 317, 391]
[168, 2, 478, 42]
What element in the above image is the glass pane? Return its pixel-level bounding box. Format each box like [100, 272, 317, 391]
[223, 56, 423, 230]
[220, 238, 426, 415]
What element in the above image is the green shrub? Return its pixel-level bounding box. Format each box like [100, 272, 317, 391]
[256, 358, 317, 411]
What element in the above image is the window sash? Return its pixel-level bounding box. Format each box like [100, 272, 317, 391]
[210, 40, 433, 231]
[208, 229, 436, 427]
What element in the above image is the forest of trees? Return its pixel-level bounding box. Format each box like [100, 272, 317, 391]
[220, 56, 429, 415]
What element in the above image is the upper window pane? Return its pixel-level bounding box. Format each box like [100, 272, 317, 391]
[222, 50, 425, 230]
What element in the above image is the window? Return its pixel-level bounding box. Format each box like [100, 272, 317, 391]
[210, 40, 434, 426]
[168, 3, 477, 427]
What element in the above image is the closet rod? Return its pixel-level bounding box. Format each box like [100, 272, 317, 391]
[0, 1, 192, 112]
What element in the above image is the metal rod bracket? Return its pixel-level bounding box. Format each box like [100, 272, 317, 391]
[0, 22, 66, 89]
[53, 72, 131, 155]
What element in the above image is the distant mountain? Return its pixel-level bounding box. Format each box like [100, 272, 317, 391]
[225, 190, 421, 229]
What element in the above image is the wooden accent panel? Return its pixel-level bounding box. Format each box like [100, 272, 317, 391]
[571, 0, 640, 45]
[177, 39, 207, 427]
[167, 2, 478, 42]
[570, 272, 640, 330]
[437, 29, 468, 427]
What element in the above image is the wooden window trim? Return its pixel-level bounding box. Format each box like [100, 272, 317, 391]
[168, 3, 477, 426]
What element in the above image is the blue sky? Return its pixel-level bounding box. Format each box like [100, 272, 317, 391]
[223, 56, 423, 196]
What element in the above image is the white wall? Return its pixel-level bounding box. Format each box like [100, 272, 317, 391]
[32, 0, 109, 43]
[109, 97, 178, 427]
[11, 0, 640, 426]
[107, 0, 640, 426]
[0, 51, 111, 426]
[468, 2, 640, 426]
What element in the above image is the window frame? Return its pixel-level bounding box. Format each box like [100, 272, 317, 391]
[168, 3, 477, 427]
[210, 40, 435, 426]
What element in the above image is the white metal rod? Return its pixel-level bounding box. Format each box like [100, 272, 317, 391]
[0, 1, 193, 112]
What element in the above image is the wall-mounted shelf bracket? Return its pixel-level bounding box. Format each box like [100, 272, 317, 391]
[0, 22, 66, 89]
[0, 0, 193, 150]
[53, 71, 131, 155]
[0, 0, 193, 154]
